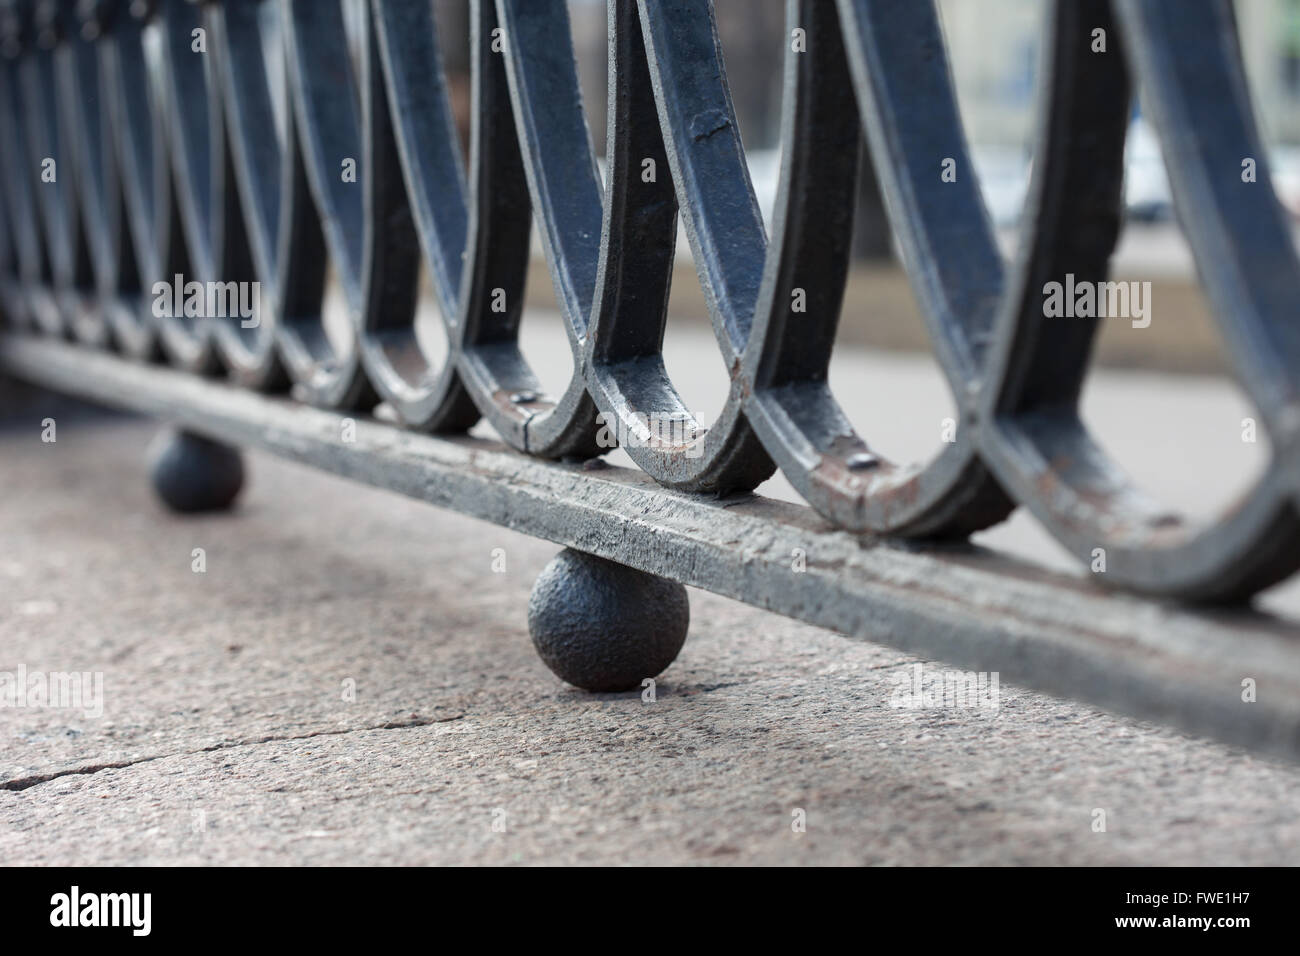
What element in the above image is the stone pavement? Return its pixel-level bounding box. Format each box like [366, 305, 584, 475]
[2, 383, 1299, 865]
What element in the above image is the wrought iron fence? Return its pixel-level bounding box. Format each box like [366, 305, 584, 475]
[4, 0, 1300, 756]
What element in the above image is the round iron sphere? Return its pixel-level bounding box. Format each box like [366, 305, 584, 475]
[528, 548, 690, 692]
[148, 428, 245, 514]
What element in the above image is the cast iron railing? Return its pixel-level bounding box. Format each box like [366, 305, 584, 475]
[5, 0, 1300, 757]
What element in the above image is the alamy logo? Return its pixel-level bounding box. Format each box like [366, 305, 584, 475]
[1042, 273, 1151, 328]
[888, 662, 1000, 711]
[595, 411, 704, 458]
[50, 887, 151, 936]
[0, 665, 103, 718]
[152, 274, 260, 328]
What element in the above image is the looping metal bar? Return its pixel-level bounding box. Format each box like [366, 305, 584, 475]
[3, 0, 1299, 604]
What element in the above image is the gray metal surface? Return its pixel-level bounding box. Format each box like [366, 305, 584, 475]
[4, 332, 1300, 762]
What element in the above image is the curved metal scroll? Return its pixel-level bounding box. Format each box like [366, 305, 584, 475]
[1, 0, 1294, 603]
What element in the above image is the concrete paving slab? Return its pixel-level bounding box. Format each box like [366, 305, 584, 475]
[2, 400, 1299, 865]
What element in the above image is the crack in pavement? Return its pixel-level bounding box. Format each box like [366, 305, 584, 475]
[0, 714, 465, 793]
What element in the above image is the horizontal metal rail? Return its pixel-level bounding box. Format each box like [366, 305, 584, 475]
[3, 1, 1300, 751]
[7, 331, 1300, 761]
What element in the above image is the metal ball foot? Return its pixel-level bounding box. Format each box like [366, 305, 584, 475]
[148, 428, 245, 514]
[528, 548, 690, 692]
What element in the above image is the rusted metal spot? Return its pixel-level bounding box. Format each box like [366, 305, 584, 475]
[689, 108, 730, 142]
